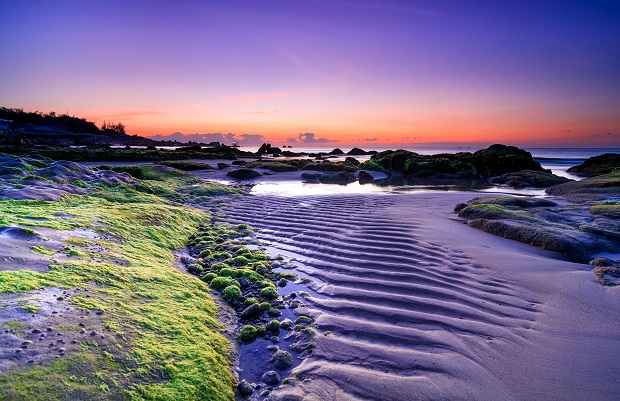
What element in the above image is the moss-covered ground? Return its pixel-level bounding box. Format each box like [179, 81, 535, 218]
[0, 166, 244, 400]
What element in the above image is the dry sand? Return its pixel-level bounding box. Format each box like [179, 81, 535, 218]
[215, 191, 620, 401]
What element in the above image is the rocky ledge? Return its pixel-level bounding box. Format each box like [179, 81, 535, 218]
[456, 165, 620, 284]
[360, 144, 548, 179]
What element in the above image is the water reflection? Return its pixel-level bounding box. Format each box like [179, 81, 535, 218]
[247, 176, 548, 197]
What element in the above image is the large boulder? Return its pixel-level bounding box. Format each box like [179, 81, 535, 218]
[567, 153, 620, 177]
[489, 170, 571, 188]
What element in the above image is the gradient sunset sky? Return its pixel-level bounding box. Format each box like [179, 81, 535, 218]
[1, 0, 619, 147]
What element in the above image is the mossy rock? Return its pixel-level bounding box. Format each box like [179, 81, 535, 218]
[266, 319, 281, 332]
[238, 325, 258, 342]
[210, 276, 240, 290]
[222, 285, 242, 301]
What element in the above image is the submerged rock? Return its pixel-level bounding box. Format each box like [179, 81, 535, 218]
[262, 370, 281, 385]
[271, 349, 293, 370]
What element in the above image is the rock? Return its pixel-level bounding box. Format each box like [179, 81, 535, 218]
[489, 170, 572, 188]
[267, 308, 282, 317]
[344, 157, 360, 166]
[360, 144, 546, 179]
[567, 154, 620, 177]
[329, 148, 344, 155]
[319, 172, 356, 184]
[454, 203, 468, 213]
[546, 170, 620, 201]
[232, 160, 246, 166]
[271, 349, 293, 370]
[237, 379, 254, 396]
[240, 303, 261, 320]
[358, 170, 374, 183]
[277, 278, 288, 287]
[300, 172, 321, 181]
[280, 319, 293, 330]
[262, 371, 281, 386]
[187, 263, 203, 275]
[347, 147, 376, 156]
[591, 257, 620, 267]
[227, 168, 261, 180]
[237, 278, 250, 288]
[266, 320, 280, 332]
[217, 163, 229, 169]
[32, 329, 42, 334]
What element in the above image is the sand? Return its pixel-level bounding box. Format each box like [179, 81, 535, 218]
[214, 191, 620, 401]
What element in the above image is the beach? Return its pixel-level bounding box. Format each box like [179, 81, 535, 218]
[212, 189, 620, 400]
[0, 147, 619, 400]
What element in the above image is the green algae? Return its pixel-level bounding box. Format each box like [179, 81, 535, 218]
[0, 171, 237, 400]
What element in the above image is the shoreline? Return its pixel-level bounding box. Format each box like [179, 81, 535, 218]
[0, 150, 618, 400]
[219, 191, 620, 400]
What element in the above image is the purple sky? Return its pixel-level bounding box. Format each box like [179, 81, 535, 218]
[1, 0, 619, 146]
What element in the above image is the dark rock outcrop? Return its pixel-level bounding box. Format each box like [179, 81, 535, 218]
[567, 153, 620, 177]
[329, 148, 344, 155]
[227, 168, 261, 180]
[358, 170, 374, 183]
[347, 147, 376, 156]
[489, 170, 571, 188]
[319, 172, 356, 184]
[456, 190, 620, 264]
[361, 144, 546, 180]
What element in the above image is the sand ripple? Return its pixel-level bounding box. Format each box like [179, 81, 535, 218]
[219, 194, 539, 400]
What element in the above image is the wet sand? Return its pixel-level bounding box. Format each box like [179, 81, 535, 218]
[214, 191, 620, 401]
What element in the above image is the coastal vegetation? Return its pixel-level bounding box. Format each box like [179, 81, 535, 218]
[0, 159, 245, 400]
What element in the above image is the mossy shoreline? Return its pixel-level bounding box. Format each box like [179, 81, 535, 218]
[0, 164, 252, 400]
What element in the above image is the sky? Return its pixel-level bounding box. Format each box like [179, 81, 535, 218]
[1, 0, 620, 147]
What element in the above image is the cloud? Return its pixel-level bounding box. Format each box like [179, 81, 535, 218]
[360, 137, 378, 142]
[297, 132, 339, 143]
[237, 133, 267, 145]
[286, 137, 298, 143]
